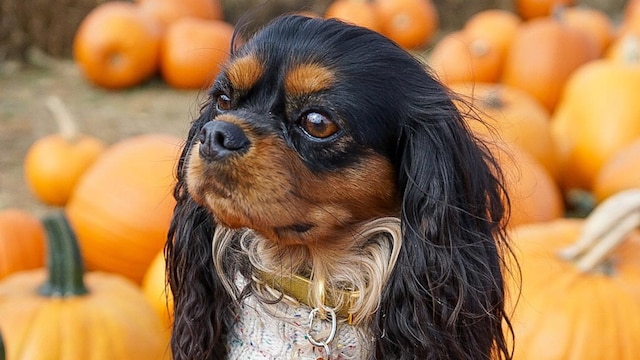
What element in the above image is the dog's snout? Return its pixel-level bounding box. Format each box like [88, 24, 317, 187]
[198, 121, 250, 161]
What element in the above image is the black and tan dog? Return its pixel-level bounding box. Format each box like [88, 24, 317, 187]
[166, 14, 514, 360]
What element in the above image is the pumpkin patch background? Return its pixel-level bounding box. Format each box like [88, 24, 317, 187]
[2, 0, 640, 359]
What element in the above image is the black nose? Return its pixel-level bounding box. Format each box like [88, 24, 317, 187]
[198, 120, 250, 161]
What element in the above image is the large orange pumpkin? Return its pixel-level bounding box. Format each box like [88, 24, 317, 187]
[324, 0, 382, 33]
[560, 6, 614, 57]
[73, 1, 162, 90]
[0, 209, 45, 280]
[160, 17, 234, 89]
[451, 82, 558, 180]
[501, 16, 597, 112]
[551, 58, 640, 191]
[592, 138, 640, 202]
[374, 0, 439, 49]
[23, 96, 106, 206]
[507, 190, 640, 359]
[463, 9, 521, 62]
[0, 212, 169, 359]
[428, 30, 502, 84]
[137, 0, 224, 31]
[65, 134, 181, 284]
[514, 0, 575, 20]
[489, 142, 564, 227]
[142, 249, 173, 330]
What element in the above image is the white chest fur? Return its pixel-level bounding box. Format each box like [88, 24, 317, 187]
[226, 294, 371, 359]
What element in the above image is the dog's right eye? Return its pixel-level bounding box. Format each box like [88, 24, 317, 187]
[216, 94, 232, 111]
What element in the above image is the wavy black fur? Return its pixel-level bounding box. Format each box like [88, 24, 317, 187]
[166, 14, 514, 360]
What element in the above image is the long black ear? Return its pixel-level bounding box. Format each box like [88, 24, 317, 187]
[165, 105, 234, 360]
[374, 79, 513, 360]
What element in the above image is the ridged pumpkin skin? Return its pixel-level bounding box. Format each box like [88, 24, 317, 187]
[142, 249, 173, 330]
[0, 272, 169, 359]
[65, 134, 180, 284]
[508, 219, 640, 359]
[552, 60, 640, 191]
[0, 214, 169, 360]
[0, 209, 45, 280]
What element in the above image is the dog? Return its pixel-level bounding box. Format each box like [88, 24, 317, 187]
[166, 14, 514, 360]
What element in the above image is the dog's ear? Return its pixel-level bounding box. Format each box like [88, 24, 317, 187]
[165, 106, 234, 360]
[374, 79, 513, 359]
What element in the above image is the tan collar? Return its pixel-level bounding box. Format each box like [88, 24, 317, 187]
[256, 271, 360, 324]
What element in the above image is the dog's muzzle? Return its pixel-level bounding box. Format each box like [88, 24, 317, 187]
[198, 120, 250, 161]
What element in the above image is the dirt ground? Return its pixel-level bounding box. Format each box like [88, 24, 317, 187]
[0, 55, 205, 216]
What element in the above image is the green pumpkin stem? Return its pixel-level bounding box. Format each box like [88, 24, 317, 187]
[38, 212, 89, 297]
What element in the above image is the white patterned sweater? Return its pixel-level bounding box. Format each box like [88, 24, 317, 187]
[226, 293, 371, 359]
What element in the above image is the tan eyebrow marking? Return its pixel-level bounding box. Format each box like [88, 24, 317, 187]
[285, 63, 335, 95]
[225, 55, 264, 91]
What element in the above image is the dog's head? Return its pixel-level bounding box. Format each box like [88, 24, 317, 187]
[168, 15, 513, 360]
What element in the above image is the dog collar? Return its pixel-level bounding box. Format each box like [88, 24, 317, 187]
[256, 270, 360, 324]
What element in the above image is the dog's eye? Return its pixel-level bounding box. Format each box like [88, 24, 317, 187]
[216, 94, 232, 111]
[299, 112, 339, 139]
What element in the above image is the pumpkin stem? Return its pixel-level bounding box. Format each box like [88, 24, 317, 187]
[38, 212, 89, 297]
[620, 35, 640, 64]
[558, 189, 640, 273]
[45, 95, 79, 142]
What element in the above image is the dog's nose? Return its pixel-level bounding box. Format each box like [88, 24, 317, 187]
[198, 120, 250, 161]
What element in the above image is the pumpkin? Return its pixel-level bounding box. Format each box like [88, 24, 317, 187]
[463, 9, 521, 61]
[65, 134, 180, 284]
[501, 16, 597, 112]
[507, 190, 640, 359]
[373, 0, 439, 49]
[0, 209, 45, 280]
[137, 0, 224, 31]
[0, 212, 169, 359]
[23, 96, 106, 206]
[592, 138, 640, 202]
[160, 17, 234, 89]
[489, 141, 564, 227]
[428, 30, 502, 84]
[142, 249, 173, 330]
[514, 0, 574, 20]
[560, 6, 614, 57]
[324, 0, 382, 33]
[73, 1, 162, 89]
[551, 58, 640, 191]
[451, 82, 558, 179]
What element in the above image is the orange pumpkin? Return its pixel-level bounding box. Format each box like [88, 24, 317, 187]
[142, 249, 173, 330]
[23, 96, 106, 206]
[514, 0, 575, 20]
[428, 30, 502, 84]
[374, 0, 439, 49]
[489, 142, 564, 227]
[324, 0, 382, 33]
[73, 1, 162, 89]
[0, 212, 169, 360]
[560, 6, 614, 57]
[501, 16, 597, 112]
[463, 9, 521, 61]
[507, 190, 640, 359]
[592, 139, 640, 202]
[0, 209, 45, 280]
[551, 59, 640, 191]
[65, 134, 181, 284]
[137, 0, 224, 31]
[451, 82, 558, 180]
[160, 17, 234, 89]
